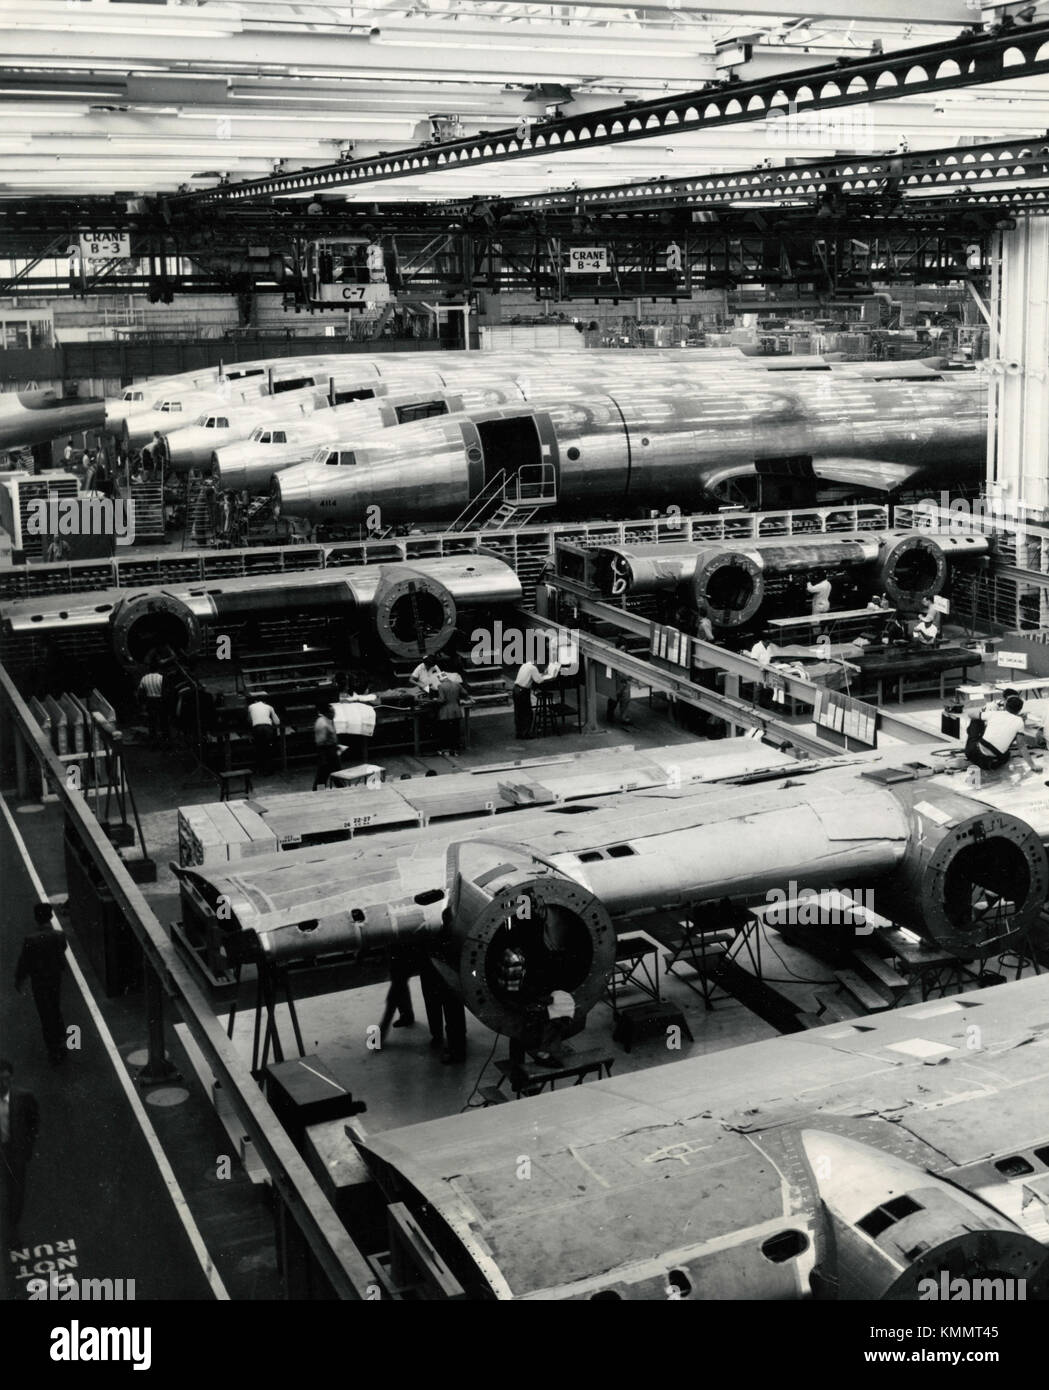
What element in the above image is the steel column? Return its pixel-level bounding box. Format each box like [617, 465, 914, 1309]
[989, 218, 1049, 517]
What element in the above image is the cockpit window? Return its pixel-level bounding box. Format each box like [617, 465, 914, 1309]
[203, 417, 229, 429]
[271, 431, 286, 444]
[124, 390, 144, 402]
[325, 451, 339, 466]
[258, 431, 271, 444]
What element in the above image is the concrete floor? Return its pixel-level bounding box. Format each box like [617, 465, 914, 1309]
[115, 650, 1024, 1141]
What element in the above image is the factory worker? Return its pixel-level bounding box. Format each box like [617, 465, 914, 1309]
[912, 599, 941, 647]
[965, 694, 1037, 774]
[806, 571, 833, 617]
[748, 638, 774, 665]
[609, 637, 632, 727]
[137, 664, 167, 745]
[311, 704, 341, 791]
[513, 657, 548, 740]
[247, 699, 280, 775]
[409, 653, 443, 693]
[435, 670, 465, 755]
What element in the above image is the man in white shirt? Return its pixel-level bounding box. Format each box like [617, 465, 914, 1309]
[247, 698, 280, 775]
[514, 659, 547, 739]
[912, 599, 941, 647]
[806, 572, 832, 617]
[694, 602, 715, 644]
[965, 695, 1037, 773]
[748, 639, 774, 666]
[137, 666, 166, 745]
[409, 654, 442, 693]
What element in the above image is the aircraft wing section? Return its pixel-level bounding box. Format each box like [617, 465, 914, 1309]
[357, 974, 1049, 1300]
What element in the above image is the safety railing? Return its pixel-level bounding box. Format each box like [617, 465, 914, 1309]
[0, 661, 377, 1300]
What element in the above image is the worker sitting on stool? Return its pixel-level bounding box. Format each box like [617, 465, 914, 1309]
[409, 654, 442, 694]
[513, 655, 548, 740]
[965, 695, 1038, 775]
[912, 599, 942, 647]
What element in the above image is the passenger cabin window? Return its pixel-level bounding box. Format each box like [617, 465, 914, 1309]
[395, 400, 448, 424]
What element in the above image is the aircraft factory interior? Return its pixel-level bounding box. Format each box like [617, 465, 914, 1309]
[8, 0, 1049, 1336]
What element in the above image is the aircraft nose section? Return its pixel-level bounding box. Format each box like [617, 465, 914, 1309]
[212, 443, 252, 489]
[104, 400, 134, 436]
[800, 1129, 1049, 1301]
[167, 428, 213, 473]
[124, 417, 165, 451]
[271, 471, 311, 521]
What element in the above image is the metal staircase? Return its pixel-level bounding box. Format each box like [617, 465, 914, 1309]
[449, 463, 558, 533]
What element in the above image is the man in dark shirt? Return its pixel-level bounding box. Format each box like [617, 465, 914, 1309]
[15, 903, 69, 1066]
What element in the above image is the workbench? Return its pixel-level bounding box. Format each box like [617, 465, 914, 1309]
[851, 645, 982, 705]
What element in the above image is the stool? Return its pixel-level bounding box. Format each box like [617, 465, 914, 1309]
[214, 767, 254, 801]
[532, 686, 564, 738]
[494, 1050, 614, 1097]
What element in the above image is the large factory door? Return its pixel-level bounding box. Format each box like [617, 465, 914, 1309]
[476, 415, 542, 489]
